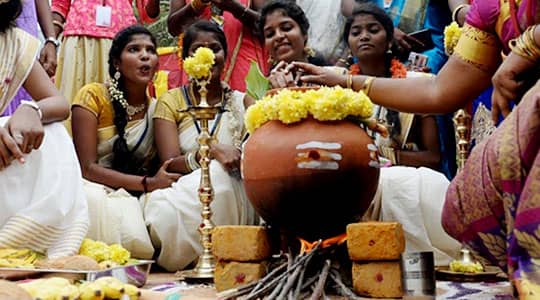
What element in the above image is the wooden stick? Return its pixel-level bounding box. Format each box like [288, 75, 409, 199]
[329, 268, 363, 300]
[309, 259, 331, 300]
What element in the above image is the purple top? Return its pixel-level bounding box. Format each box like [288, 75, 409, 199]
[2, 0, 39, 116]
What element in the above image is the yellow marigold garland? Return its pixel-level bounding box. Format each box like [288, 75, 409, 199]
[444, 21, 462, 56]
[183, 47, 215, 80]
[245, 86, 373, 134]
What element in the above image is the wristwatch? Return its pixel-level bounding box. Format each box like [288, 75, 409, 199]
[44, 36, 61, 48]
[20, 100, 43, 120]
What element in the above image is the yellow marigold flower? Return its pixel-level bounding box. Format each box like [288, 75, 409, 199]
[109, 244, 131, 264]
[444, 21, 462, 56]
[184, 47, 215, 79]
[278, 96, 309, 124]
[79, 238, 111, 263]
[244, 86, 373, 133]
[245, 104, 268, 133]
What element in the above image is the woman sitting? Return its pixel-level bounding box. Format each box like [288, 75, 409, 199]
[144, 20, 259, 271]
[0, 0, 88, 258]
[258, 0, 459, 265]
[71, 26, 180, 259]
[345, 3, 441, 170]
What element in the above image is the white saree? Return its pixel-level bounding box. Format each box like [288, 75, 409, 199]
[0, 28, 88, 258]
[143, 90, 259, 271]
[83, 100, 157, 259]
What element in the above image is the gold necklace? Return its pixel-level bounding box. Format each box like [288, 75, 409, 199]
[108, 80, 147, 120]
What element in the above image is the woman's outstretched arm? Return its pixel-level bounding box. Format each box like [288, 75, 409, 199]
[294, 55, 492, 114]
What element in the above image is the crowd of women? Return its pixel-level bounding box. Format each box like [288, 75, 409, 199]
[0, 0, 538, 296]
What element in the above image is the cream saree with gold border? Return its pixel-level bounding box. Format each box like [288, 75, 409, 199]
[83, 100, 157, 259]
[0, 28, 88, 258]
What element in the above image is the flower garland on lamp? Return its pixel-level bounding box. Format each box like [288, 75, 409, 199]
[183, 47, 215, 106]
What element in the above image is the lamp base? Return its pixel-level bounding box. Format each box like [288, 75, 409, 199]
[179, 266, 214, 280]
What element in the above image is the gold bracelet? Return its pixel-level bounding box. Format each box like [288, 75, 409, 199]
[346, 74, 353, 89]
[52, 20, 64, 30]
[451, 4, 469, 24]
[362, 76, 375, 97]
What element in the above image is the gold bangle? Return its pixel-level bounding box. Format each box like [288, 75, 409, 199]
[346, 74, 353, 89]
[451, 4, 469, 24]
[509, 25, 540, 61]
[52, 20, 64, 30]
[362, 76, 375, 97]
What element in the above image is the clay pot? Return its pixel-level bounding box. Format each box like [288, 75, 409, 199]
[242, 116, 380, 241]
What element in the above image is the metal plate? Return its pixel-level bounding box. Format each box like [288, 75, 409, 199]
[435, 265, 506, 282]
[0, 260, 153, 287]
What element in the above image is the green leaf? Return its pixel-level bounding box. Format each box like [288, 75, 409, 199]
[245, 60, 269, 101]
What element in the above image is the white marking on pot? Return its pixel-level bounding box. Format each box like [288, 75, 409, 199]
[296, 141, 342, 150]
[298, 161, 339, 170]
[367, 143, 378, 152]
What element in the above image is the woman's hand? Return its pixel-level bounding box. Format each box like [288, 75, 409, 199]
[0, 127, 24, 170]
[147, 159, 182, 191]
[210, 142, 241, 178]
[293, 61, 347, 87]
[7, 105, 44, 154]
[491, 52, 533, 123]
[39, 43, 57, 77]
[269, 61, 298, 88]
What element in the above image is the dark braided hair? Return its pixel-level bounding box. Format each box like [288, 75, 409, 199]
[0, 0, 22, 33]
[344, 3, 401, 139]
[108, 25, 157, 174]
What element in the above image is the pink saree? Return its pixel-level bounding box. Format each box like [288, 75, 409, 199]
[442, 80, 540, 296]
[466, 0, 538, 53]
